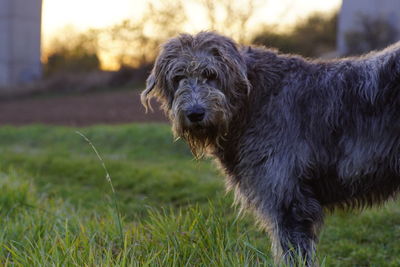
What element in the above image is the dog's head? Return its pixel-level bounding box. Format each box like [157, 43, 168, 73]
[141, 32, 251, 156]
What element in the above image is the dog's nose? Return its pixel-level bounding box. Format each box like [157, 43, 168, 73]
[186, 106, 205, 122]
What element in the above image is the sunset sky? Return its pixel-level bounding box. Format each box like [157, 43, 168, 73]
[41, 0, 341, 69]
[42, 0, 341, 37]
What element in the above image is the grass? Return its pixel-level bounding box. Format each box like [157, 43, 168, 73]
[0, 124, 399, 266]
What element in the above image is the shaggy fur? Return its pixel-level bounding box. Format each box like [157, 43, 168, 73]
[141, 31, 400, 265]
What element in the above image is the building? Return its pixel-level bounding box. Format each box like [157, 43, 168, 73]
[338, 0, 400, 55]
[0, 0, 42, 87]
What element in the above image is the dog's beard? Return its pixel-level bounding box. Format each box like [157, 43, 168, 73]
[172, 112, 229, 158]
[170, 86, 232, 158]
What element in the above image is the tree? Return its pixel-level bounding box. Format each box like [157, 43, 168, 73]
[106, 0, 187, 67]
[252, 12, 338, 57]
[197, 0, 262, 44]
[106, 0, 263, 70]
[44, 27, 101, 76]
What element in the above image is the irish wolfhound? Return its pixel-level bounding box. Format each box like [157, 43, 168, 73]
[141, 31, 400, 265]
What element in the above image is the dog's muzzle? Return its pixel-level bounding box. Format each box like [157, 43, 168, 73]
[185, 105, 206, 123]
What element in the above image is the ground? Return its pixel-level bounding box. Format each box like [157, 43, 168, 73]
[0, 89, 166, 126]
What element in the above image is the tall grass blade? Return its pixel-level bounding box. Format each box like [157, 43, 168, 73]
[75, 131, 124, 244]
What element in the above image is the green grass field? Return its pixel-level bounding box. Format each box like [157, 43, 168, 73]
[0, 124, 399, 266]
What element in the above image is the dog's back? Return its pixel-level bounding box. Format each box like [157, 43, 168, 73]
[241, 43, 400, 209]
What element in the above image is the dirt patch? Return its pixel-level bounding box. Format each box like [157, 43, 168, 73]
[0, 90, 168, 126]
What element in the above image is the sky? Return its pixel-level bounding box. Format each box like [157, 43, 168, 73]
[41, 0, 341, 69]
[42, 0, 341, 37]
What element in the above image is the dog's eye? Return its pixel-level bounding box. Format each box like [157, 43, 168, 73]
[172, 75, 185, 87]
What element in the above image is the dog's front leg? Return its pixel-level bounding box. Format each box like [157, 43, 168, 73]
[237, 170, 323, 266]
[266, 192, 323, 267]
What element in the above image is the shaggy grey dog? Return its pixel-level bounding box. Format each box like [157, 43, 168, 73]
[141, 31, 400, 265]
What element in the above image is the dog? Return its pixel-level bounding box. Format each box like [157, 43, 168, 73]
[141, 31, 400, 265]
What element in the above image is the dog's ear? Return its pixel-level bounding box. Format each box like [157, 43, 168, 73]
[199, 32, 252, 97]
[140, 72, 156, 112]
[217, 39, 251, 96]
[234, 58, 252, 96]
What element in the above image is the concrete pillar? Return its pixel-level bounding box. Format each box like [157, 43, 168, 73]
[0, 0, 42, 87]
[338, 0, 400, 56]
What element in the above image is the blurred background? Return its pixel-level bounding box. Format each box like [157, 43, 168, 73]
[1, 0, 399, 125]
[1, 1, 400, 265]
